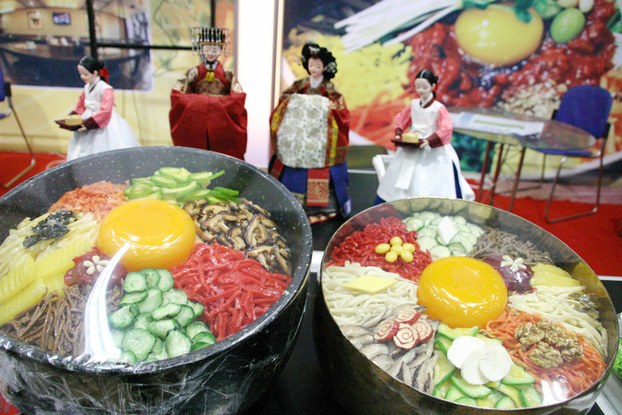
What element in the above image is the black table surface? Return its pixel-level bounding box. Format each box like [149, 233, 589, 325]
[247, 171, 620, 415]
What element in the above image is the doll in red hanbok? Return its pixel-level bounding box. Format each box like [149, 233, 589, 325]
[169, 27, 248, 160]
[61, 56, 139, 161]
[375, 69, 474, 204]
[269, 42, 351, 224]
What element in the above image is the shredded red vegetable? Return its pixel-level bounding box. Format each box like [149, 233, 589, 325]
[326, 217, 431, 281]
[171, 243, 292, 341]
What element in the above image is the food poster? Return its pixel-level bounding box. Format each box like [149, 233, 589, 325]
[280, 0, 622, 177]
[0, 2, 152, 90]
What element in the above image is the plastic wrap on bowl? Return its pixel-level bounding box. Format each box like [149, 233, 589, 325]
[315, 198, 618, 415]
[0, 147, 313, 414]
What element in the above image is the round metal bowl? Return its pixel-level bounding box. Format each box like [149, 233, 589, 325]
[314, 198, 618, 415]
[0, 147, 312, 414]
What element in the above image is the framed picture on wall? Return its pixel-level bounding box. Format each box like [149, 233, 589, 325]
[27, 11, 42, 29]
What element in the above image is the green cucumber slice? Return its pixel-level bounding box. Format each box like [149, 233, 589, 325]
[123, 272, 148, 293]
[165, 330, 192, 358]
[121, 328, 157, 361]
[450, 375, 492, 399]
[109, 305, 136, 329]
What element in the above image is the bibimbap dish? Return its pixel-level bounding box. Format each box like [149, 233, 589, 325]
[315, 198, 618, 415]
[0, 147, 312, 414]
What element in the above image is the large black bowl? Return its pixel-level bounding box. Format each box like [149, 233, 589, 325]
[0, 147, 313, 414]
[314, 197, 618, 415]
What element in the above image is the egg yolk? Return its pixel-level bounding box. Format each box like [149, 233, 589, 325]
[455, 5, 543, 67]
[417, 257, 507, 328]
[97, 199, 196, 271]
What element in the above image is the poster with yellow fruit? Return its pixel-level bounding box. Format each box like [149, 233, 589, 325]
[279, 0, 622, 176]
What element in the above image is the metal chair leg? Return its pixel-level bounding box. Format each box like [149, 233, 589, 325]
[2, 99, 36, 188]
[544, 154, 603, 223]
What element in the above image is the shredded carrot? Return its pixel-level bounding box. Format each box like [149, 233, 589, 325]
[484, 310, 607, 399]
[48, 181, 127, 221]
[172, 243, 292, 341]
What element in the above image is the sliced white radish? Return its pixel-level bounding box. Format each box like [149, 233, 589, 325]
[460, 350, 488, 385]
[478, 342, 513, 382]
[447, 336, 487, 369]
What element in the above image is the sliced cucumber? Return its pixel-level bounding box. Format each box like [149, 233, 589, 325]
[149, 318, 179, 339]
[157, 269, 175, 291]
[137, 287, 164, 313]
[444, 385, 465, 402]
[494, 383, 521, 407]
[192, 330, 216, 346]
[109, 305, 136, 329]
[163, 288, 188, 305]
[450, 375, 492, 399]
[133, 312, 154, 330]
[142, 268, 161, 288]
[121, 328, 157, 361]
[433, 351, 456, 387]
[434, 335, 453, 355]
[518, 385, 542, 407]
[119, 291, 148, 305]
[123, 272, 148, 293]
[186, 320, 211, 340]
[495, 396, 517, 409]
[455, 396, 477, 406]
[117, 350, 137, 365]
[165, 330, 192, 358]
[501, 363, 536, 386]
[437, 323, 479, 340]
[188, 301, 205, 318]
[174, 305, 196, 327]
[152, 303, 182, 320]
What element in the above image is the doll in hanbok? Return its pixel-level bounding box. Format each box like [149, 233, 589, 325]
[375, 69, 474, 204]
[169, 27, 247, 160]
[269, 42, 351, 224]
[61, 56, 139, 161]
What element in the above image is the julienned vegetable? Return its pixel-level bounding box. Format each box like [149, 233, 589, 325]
[124, 166, 239, 206]
[109, 267, 216, 364]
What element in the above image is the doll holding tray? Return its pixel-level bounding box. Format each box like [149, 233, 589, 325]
[374, 69, 474, 204]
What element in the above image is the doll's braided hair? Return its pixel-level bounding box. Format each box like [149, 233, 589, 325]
[300, 42, 338, 80]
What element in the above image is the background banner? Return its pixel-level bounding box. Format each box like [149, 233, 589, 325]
[279, 0, 622, 176]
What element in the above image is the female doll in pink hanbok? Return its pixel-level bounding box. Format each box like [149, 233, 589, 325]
[61, 56, 138, 161]
[374, 69, 474, 204]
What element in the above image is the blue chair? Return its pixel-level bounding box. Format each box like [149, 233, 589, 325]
[535, 85, 613, 223]
[1, 65, 35, 188]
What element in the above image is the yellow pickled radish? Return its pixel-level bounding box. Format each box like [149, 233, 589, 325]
[385, 251, 399, 263]
[390, 236, 403, 246]
[375, 243, 391, 254]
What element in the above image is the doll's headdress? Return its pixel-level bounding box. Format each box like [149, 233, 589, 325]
[192, 27, 230, 56]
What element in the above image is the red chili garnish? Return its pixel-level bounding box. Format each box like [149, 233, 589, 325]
[64, 247, 126, 287]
